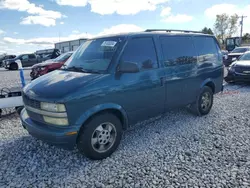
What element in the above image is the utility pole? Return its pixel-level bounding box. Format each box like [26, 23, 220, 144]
[240, 15, 247, 45]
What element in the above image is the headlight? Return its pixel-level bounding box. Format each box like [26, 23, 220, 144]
[22, 110, 29, 120]
[39, 66, 46, 71]
[41, 102, 66, 112]
[229, 65, 235, 72]
[43, 116, 68, 126]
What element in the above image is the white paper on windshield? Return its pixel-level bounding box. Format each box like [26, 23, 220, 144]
[101, 41, 117, 47]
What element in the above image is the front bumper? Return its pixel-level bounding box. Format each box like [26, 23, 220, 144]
[20, 108, 79, 149]
[223, 59, 233, 67]
[225, 71, 250, 82]
[4, 63, 10, 69]
[30, 69, 39, 79]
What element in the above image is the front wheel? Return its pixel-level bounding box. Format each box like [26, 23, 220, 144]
[77, 113, 122, 160]
[189, 86, 214, 116]
[9, 63, 18, 70]
[224, 77, 235, 84]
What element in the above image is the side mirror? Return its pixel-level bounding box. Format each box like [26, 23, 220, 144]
[117, 61, 139, 73]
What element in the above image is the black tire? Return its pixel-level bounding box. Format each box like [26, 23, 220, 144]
[77, 113, 122, 160]
[10, 63, 18, 70]
[189, 86, 214, 116]
[224, 77, 234, 84]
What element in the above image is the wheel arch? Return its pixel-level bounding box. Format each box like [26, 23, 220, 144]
[200, 79, 215, 93]
[9, 62, 18, 70]
[75, 103, 129, 132]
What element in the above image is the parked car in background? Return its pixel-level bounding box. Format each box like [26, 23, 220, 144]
[224, 46, 250, 67]
[21, 30, 223, 160]
[35, 48, 61, 60]
[0, 54, 16, 67]
[221, 50, 229, 65]
[4, 53, 45, 70]
[225, 51, 250, 83]
[30, 51, 73, 80]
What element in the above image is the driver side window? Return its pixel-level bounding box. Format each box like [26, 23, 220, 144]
[21, 55, 29, 60]
[120, 37, 158, 71]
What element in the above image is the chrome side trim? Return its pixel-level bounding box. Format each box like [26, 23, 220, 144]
[25, 105, 67, 118]
[235, 72, 250, 75]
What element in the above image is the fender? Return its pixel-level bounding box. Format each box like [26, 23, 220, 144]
[200, 78, 214, 89]
[75, 103, 128, 129]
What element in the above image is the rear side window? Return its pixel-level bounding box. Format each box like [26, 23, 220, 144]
[28, 54, 36, 59]
[121, 37, 158, 70]
[193, 37, 218, 63]
[160, 36, 197, 66]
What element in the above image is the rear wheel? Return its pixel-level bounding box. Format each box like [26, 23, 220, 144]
[77, 113, 122, 160]
[189, 86, 214, 116]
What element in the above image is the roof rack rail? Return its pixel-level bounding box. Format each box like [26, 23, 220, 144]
[145, 29, 204, 34]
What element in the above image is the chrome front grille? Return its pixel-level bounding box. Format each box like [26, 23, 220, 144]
[22, 94, 41, 109]
[235, 66, 250, 74]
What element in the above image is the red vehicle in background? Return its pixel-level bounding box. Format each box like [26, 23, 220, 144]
[30, 51, 73, 80]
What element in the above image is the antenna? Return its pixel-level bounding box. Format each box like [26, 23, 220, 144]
[240, 15, 247, 45]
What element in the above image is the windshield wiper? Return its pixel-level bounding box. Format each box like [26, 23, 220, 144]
[62, 66, 86, 72]
[83, 69, 102, 74]
[61, 65, 102, 74]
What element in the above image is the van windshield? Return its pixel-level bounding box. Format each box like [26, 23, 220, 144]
[54, 52, 72, 62]
[64, 37, 124, 72]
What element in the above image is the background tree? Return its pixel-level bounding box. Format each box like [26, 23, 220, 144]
[228, 14, 239, 37]
[201, 27, 214, 35]
[213, 13, 239, 42]
[242, 33, 250, 41]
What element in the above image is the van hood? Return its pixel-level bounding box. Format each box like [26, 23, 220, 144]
[23, 70, 108, 100]
[228, 53, 243, 56]
[32, 59, 54, 68]
[232, 60, 250, 67]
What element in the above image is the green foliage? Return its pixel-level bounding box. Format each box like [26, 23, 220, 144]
[214, 13, 239, 41]
[201, 27, 214, 35]
[242, 33, 250, 41]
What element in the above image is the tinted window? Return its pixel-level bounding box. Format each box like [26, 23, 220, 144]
[160, 36, 197, 66]
[22, 55, 29, 60]
[55, 52, 72, 62]
[28, 54, 36, 59]
[232, 48, 248, 53]
[239, 53, 250, 61]
[193, 37, 218, 63]
[121, 37, 157, 70]
[226, 38, 234, 46]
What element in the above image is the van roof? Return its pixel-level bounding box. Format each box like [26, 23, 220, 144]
[92, 30, 213, 39]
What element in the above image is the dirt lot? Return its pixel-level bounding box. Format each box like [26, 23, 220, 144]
[0, 68, 250, 188]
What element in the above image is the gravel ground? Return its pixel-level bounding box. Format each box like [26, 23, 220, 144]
[0, 69, 250, 187]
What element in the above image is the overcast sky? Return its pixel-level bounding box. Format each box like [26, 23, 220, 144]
[0, 0, 250, 55]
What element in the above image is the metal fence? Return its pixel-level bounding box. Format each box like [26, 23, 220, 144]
[0, 68, 31, 118]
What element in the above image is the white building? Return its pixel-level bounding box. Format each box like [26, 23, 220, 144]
[55, 38, 87, 53]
